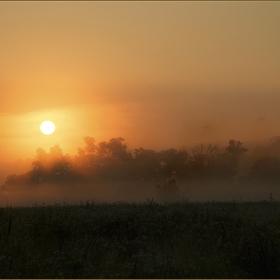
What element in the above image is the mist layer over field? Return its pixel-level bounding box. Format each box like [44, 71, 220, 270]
[2, 136, 280, 207]
[0, 178, 278, 207]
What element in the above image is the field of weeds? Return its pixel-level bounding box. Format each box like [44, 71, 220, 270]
[1, 199, 280, 278]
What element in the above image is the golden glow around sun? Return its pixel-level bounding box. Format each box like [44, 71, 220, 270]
[40, 120, 55, 135]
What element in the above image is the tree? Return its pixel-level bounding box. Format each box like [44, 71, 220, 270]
[1, 172, 33, 192]
[156, 177, 179, 197]
[216, 140, 248, 178]
[32, 145, 74, 183]
[95, 137, 133, 179]
[159, 148, 189, 177]
[252, 138, 280, 160]
[132, 147, 161, 179]
[32, 148, 48, 171]
[189, 143, 221, 178]
[96, 137, 132, 166]
[97, 137, 132, 163]
[75, 137, 99, 179]
[78, 136, 96, 156]
[188, 140, 247, 179]
[250, 156, 280, 183]
[225, 140, 248, 157]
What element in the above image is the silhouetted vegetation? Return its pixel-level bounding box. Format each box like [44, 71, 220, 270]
[250, 157, 280, 183]
[1, 200, 280, 278]
[1, 137, 250, 194]
[4, 136, 280, 196]
[245, 138, 280, 184]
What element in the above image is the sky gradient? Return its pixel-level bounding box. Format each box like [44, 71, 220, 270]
[1, 1, 280, 164]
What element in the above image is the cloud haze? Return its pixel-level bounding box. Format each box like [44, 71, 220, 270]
[0, 2, 279, 164]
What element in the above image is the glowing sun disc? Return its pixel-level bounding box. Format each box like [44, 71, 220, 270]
[40, 121, 55, 135]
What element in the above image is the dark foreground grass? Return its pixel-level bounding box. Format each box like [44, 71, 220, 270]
[1, 199, 280, 278]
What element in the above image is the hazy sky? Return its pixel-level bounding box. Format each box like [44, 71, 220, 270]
[1, 1, 280, 162]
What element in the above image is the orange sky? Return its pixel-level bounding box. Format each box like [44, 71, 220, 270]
[1, 1, 280, 164]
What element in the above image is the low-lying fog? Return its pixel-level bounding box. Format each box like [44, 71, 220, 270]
[2, 136, 280, 207]
[0, 179, 278, 207]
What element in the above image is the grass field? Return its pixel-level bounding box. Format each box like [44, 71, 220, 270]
[1, 199, 280, 278]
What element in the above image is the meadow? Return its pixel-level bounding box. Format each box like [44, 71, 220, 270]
[1, 198, 280, 278]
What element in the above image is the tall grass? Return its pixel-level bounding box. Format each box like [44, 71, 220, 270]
[1, 199, 280, 278]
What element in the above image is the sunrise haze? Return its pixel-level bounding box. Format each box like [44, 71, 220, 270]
[1, 1, 280, 170]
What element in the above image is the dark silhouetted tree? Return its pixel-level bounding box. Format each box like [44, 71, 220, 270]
[216, 140, 248, 178]
[97, 137, 132, 164]
[159, 148, 189, 177]
[250, 156, 280, 183]
[32, 145, 74, 183]
[74, 137, 99, 179]
[1, 172, 34, 192]
[1, 136, 250, 194]
[156, 177, 179, 197]
[188, 140, 247, 179]
[225, 140, 248, 157]
[96, 137, 133, 179]
[252, 138, 280, 160]
[189, 143, 221, 178]
[132, 147, 161, 179]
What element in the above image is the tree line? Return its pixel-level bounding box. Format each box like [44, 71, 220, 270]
[3, 136, 280, 192]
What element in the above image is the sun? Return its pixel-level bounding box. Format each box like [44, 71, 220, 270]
[40, 120, 55, 135]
